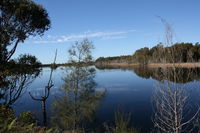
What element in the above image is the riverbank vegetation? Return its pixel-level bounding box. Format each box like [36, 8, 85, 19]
[96, 42, 200, 66]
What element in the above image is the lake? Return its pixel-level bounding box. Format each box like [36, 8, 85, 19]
[3, 66, 200, 133]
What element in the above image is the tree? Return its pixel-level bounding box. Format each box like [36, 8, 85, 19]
[0, 0, 50, 63]
[152, 18, 200, 133]
[152, 68, 200, 133]
[68, 39, 94, 64]
[52, 39, 104, 132]
[16, 54, 41, 66]
[29, 51, 57, 126]
[133, 47, 150, 65]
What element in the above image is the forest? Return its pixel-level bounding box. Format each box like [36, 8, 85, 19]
[96, 42, 200, 66]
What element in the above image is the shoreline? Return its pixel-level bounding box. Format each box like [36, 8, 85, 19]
[97, 62, 200, 68]
[41, 62, 200, 68]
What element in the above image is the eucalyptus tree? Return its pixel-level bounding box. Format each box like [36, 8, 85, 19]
[0, 0, 50, 63]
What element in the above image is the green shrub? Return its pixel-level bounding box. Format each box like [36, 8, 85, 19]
[0, 105, 15, 125]
[105, 110, 140, 133]
[18, 111, 36, 125]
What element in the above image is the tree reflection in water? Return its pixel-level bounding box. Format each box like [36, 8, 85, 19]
[96, 65, 200, 83]
[29, 68, 54, 126]
[0, 66, 41, 132]
[133, 66, 200, 83]
[51, 39, 104, 132]
[0, 67, 40, 106]
[96, 65, 200, 133]
[151, 67, 200, 133]
[29, 50, 57, 126]
[51, 66, 104, 132]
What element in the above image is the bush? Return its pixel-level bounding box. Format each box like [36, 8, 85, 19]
[18, 111, 36, 125]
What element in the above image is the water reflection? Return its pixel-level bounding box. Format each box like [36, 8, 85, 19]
[96, 65, 200, 83]
[133, 67, 200, 83]
[51, 66, 104, 132]
[1, 64, 200, 132]
[151, 67, 200, 133]
[29, 68, 54, 126]
[96, 65, 200, 133]
[0, 67, 40, 106]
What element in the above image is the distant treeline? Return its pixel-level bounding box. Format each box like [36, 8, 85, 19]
[96, 55, 133, 65]
[41, 61, 95, 68]
[96, 42, 200, 65]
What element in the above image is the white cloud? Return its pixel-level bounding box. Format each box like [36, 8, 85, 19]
[32, 29, 136, 44]
[102, 35, 127, 40]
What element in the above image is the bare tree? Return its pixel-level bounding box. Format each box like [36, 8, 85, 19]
[152, 18, 200, 133]
[152, 75, 200, 133]
[29, 50, 57, 126]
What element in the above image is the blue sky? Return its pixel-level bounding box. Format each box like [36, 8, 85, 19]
[13, 0, 200, 64]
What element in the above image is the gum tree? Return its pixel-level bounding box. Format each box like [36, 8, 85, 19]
[0, 0, 50, 63]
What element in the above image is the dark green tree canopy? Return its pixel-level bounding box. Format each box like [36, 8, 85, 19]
[16, 54, 41, 66]
[0, 0, 50, 62]
[96, 42, 200, 65]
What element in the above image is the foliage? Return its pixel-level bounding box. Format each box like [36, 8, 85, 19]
[0, 105, 59, 133]
[133, 47, 150, 65]
[96, 42, 200, 65]
[96, 55, 133, 66]
[68, 39, 94, 64]
[51, 39, 104, 132]
[0, 0, 50, 63]
[0, 54, 41, 103]
[18, 111, 36, 125]
[16, 54, 42, 66]
[105, 110, 140, 133]
[0, 105, 15, 126]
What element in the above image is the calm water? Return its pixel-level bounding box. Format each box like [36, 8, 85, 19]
[5, 66, 200, 133]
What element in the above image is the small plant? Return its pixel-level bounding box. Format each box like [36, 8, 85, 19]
[18, 111, 37, 125]
[105, 110, 140, 133]
[0, 105, 15, 125]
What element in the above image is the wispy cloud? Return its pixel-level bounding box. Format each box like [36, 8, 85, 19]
[32, 29, 135, 44]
